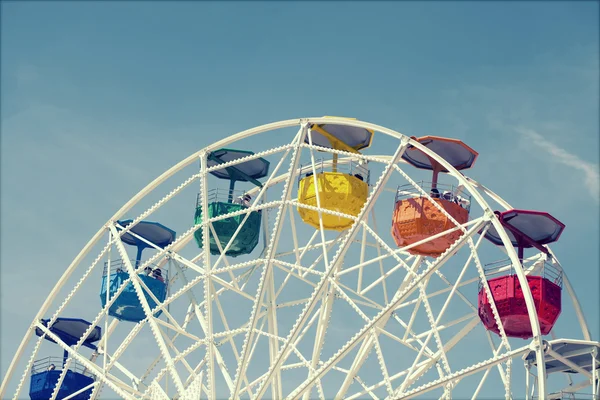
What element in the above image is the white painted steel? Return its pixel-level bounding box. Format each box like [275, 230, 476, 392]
[1, 117, 593, 400]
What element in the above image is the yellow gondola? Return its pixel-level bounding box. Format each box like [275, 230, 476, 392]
[298, 117, 373, 231]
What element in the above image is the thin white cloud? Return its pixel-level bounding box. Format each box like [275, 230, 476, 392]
[517, 126, 599, 203]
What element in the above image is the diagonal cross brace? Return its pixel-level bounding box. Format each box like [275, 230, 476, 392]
[288, 218, 487, 400]
[229, 125, 308, 399]
[207, 153, 264, 188]
[108, 224, 186, 395]
[253, 137, 411, 399]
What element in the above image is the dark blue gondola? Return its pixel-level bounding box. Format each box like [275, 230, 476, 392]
[100, 220, 175, 322]
[30, 318, 101, 400]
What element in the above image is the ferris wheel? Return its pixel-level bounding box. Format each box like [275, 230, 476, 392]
[2, 117, 598, 400]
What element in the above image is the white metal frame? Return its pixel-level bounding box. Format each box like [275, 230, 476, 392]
[1, 117, 594, 400]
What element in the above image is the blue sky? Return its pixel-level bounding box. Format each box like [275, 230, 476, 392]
[1, 0, 598, 397]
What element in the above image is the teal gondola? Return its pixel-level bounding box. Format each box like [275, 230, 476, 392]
[194, 148, 269, 257]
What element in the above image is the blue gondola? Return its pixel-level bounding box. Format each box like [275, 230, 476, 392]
[100, 220, 175, 322]
[30, 318, 101, 400]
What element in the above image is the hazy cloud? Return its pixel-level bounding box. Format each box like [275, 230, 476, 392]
[517, 126, 600, 202]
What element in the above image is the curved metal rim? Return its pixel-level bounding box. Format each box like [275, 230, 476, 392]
[3, 116, 587, 399]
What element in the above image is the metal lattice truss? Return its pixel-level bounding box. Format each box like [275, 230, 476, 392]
[1, 118, 594, 400]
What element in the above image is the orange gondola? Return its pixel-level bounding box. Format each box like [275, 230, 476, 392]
[391, 136, 478, 257]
